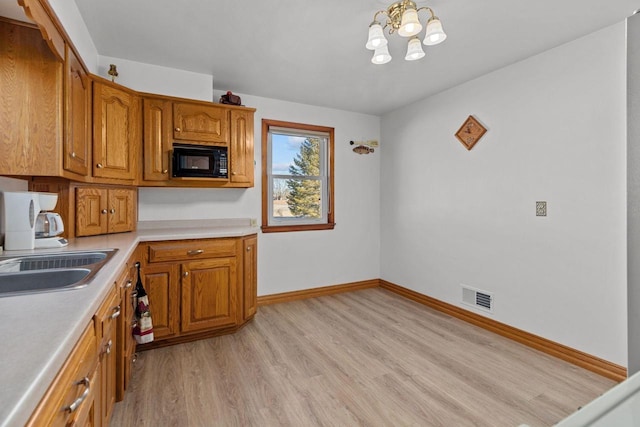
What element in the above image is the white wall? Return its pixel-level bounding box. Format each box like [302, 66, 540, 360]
[628, 13, 640, 376]
[48, 0, 98, 73]
[97, 56, 212, 101]
[380, 23, 627, 365]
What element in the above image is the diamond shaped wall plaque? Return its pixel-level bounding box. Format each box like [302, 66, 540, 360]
[455, 115, 487, 151]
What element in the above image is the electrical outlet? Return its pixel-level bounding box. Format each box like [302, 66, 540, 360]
[536, 201, 547, 217]
[250, 218, 258, 227]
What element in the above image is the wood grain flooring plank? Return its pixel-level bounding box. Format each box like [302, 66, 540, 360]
[111, 288, 616, 427]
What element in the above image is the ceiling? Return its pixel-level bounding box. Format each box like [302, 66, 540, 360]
[3, 0, 640, 115]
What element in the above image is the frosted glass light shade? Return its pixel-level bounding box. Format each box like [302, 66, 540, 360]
[423, 17, 447, 45]
[371, 45, 392, 65]
[397, 7, 422, 37]
[405, 37, 425, 61]
[366, 22, 388, 50]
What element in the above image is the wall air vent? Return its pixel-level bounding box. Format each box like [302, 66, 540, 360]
[461, 285, 494, 313]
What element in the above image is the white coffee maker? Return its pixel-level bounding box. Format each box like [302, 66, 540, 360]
[34, 193, 67, 249]
[0, 191, 68, 250]
[0, 191, 41, 250]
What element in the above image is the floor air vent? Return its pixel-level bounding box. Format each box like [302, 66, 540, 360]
[462, 285, 493, 313]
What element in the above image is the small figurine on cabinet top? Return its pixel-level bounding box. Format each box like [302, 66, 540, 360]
[219, 91, 242, 106]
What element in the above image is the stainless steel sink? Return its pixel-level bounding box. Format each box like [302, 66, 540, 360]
[0, 269, 92, 295]
[0, 249, 117, 297]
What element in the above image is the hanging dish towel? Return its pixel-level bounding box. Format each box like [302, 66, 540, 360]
[133, 262, 154, 344]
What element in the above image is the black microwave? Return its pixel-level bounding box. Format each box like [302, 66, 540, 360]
[172, 144, 228, 178]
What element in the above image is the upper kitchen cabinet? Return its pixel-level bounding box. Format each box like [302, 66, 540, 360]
[173, 102, 229, 144]
[0, 18, 63, 177]
[229, 110, 254, 186]
[93, 79, 140, 182]
[64, 44, 91, 177]
[140, 94, 255, 188]
[142, 98, 172, 182]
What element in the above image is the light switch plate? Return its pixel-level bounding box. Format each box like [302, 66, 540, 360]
[536, 201, 547, 217]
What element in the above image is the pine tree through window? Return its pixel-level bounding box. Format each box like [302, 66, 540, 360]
[262, 119, 335, 233]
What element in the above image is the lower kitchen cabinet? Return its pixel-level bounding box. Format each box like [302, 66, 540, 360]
[140, 262, 181, 340]
[115, 251, 140, 400]
[181, 257, 238, 333]
[27, 321, 98, 426]
[139, 234, 257, 348]
[95, 285, 120, 426]
[243, 235, 258, 320]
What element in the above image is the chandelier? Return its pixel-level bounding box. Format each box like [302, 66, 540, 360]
[365, 0, 447, 64]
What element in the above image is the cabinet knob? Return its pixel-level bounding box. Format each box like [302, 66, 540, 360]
[71, 151, 76, 158]
[175, 127, 181, 132]
[96, 163, 104, 168]
[232, 172, 237, 176]
[163, 169, 168, 174]
[123, 279, 133, 289]
[105, 339, 113, 355]
[247, 247, 251, 252]
[184, 271, 189, 277]
[110, 209, 116, 214]
[101, 209, 108, 214]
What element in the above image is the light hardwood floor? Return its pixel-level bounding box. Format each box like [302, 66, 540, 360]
[111, 288, 616, 426]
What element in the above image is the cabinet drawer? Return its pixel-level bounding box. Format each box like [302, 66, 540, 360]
[147, 239, 237, 263]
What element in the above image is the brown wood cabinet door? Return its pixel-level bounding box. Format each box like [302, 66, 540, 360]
[243, 236, 258, 320]
[173, 102, 229, 144]
[0, 20, 62, 177]
[181, 258, 238, 333]
[64, 44, 90, 177]
[93, 82, 138, 180]
[229, 110, 254, 186]
[116, 262, 135, 401]
[142, 263, 181, 339]
[143, 98, 172, 181]
[107, 188, 136, 233]
[76, 187, 108, 236]
[95, 286, 119, 426]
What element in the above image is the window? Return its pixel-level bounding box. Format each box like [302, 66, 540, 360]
[262, 119, 335, 233]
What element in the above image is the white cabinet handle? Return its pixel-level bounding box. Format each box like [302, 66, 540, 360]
[64, 377, 90, 413]
[96, 163, 104, 168]
[184, 271, 189, 277]
[71, 151, 76, 158]
[123, 279, 133, 289]
[111, 306, 121, 319]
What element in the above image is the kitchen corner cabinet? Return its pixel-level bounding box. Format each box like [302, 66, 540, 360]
[139, 235, 258, 348]
[173, 102, 228, 144]
[93, 80, 140, 181]
[76, 186, 137, 237]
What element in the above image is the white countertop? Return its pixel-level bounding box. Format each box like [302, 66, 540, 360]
[0, 219, 258, 427]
